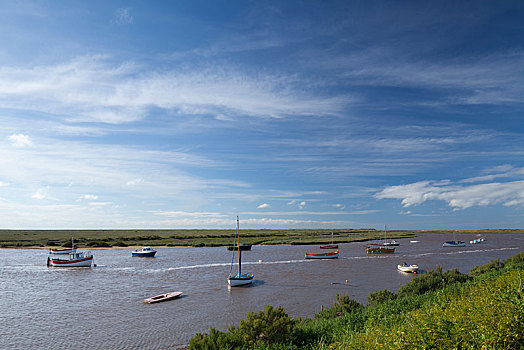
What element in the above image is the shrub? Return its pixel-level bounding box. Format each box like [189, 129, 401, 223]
[233, 305, 294, 346]
[315, 294, 362, 320]
[366, 289, 397, 306]
[397, 266, 471, 298]
[188, 327, 242, 350]
[113, 241, 128, 247]
[469, 258, 505, 276]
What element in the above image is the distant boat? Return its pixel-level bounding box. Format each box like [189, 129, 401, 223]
[443, 232, 466, 247]
[470, 238, 485, 244]
[398, 262, 419, 273]
[366, 225, 395, 254]
[143, 291, 183, 304]
[305, 250, 339, 259]
[320, 232, 338, 249]
[227, 243, 252, 251]
[49, 247, 76, 255]
[383, 225, 399, 246]
[228, 216, 254, 287]
[132, 246, 157, 257]
[47, 238, 93, 267]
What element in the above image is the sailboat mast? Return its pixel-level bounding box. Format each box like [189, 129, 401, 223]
[237, 216, 241, 276]
[384, 224, 387, 244]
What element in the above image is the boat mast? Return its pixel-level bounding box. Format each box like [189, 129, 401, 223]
[384, 224, 387, 244]
[237, 216, 241, 276]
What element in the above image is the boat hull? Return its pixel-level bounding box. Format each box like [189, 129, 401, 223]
[49, 248, 76, 254]
[319, 244, 338, 249]
[227, 244, 251, 251]
[442, 241, 466, 247]
[366, 246, 395, 254]
[398, 264, 419, 273]
[228, 274, 254, 286]
[48, 256, 93, 267]
[143, 291, 183, 304]
[132, 251, 156, 257]
[305, 250, 339, 259]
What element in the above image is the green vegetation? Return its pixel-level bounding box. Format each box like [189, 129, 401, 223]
[0, 228, 417, 248]
[1, 228, 523, 249]
[187, 252, 524, 349]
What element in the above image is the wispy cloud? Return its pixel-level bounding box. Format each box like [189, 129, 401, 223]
[257, 203, 270, 209]
[0, 56, 347, 125]
[115, 8, 134, 25]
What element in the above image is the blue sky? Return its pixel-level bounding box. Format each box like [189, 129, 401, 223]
[0, 1, 523, 229]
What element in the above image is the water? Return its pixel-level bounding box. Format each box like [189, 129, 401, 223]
[1, 232, 522, 349]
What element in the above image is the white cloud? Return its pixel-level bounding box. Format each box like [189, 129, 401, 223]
[80, 194, 98, 200]
[8, 134, 32, 148]
[376, 178, 524, 209]
[299, 201, 306, 209]
[333, 203, 345, 209]
[257, 203, 270, 209]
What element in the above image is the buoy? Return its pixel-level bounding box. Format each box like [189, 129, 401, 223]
[345, 279, 348, 284]
[94, 264, 97, 267]
[321, 305, 324, 311]
[258, 259, 262, 263]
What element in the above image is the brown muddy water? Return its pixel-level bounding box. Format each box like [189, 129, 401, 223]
[1, 232, 522, 349]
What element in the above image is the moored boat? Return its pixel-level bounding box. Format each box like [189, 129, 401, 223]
[443, 232, 466, 247]
[319, 244, 338, 249]
[132, 246, 157, 257]
[366, 244, 395, 254]
[227, 243, 252, 251]
[383, 240, 399, 246]
[143, 291, 183, 304]
[305, 250, 339, 259]
[228, 216, 254, 287]
[398, 262, 419, 273]
[49, 247, 76, 254]
[47, 251, 93, 267]
[320, 232, 338, 249]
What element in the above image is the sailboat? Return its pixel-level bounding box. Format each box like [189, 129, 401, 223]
[366, 225, 395, 254]
[228, 216, 254, 287]
[443, 232, 466, 247]
[320, 232, 338, 249]
[383, 224, 399, 246]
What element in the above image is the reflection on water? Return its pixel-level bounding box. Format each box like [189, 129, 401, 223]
[0, 232, 522, 349]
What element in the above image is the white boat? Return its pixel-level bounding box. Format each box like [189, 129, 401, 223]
[49, 237, 77, 254]
[470, 238, 485, 244]
[398, 262, 419, 273]
[47, 250, 93, 267]
[132, 246, 157, 257]
[384, 240, 399, 246]
[228, 216, 254, 287]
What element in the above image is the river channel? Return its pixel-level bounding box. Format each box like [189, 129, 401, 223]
[1, 232, 522, 349]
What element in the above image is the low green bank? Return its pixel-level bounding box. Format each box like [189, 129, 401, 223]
[188, 252, 524, 350]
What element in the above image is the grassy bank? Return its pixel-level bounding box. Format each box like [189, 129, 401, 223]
[1, 228, 523, 249]
[188, 252, 524, 349]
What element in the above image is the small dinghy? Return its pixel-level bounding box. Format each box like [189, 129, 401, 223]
[305, 250, 339, 259]
[398, 262, 419, 273]
[143, 291, 183, 304]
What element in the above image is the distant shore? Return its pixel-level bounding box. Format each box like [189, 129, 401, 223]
[1, 228, 523, 249]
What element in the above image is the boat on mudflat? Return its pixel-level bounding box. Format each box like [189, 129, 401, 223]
[319, 244, 338, 249]
[305, 250, 339, 259]
[132, 247, 157, 257]
[143, 291, 183, 304]
[398, 262, 419, 273]
[47, 251, 93, 267]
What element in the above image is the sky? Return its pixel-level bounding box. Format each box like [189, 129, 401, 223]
[0, 1, 523, 230]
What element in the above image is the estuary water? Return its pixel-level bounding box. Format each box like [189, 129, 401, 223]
[1, 232, 522, 349]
